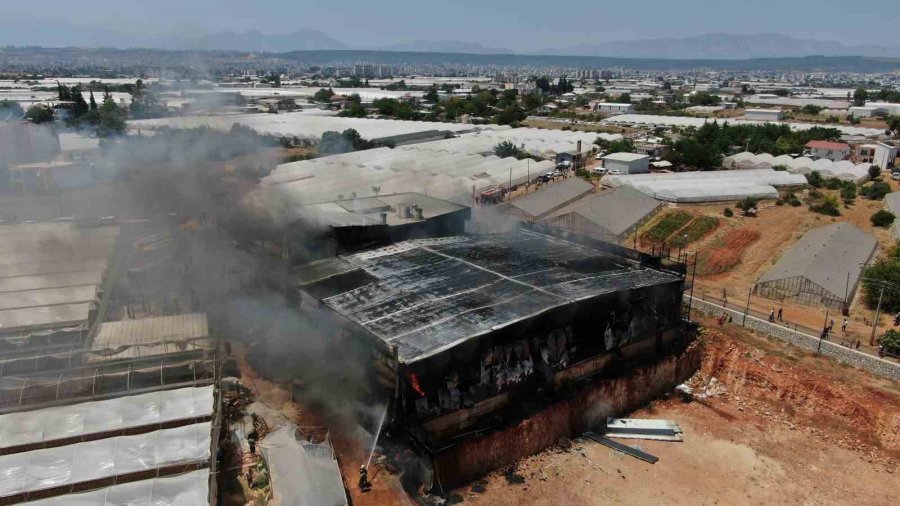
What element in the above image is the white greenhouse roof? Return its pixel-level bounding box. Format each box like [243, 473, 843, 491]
[22, 469, 209, 506]
[0, 385, 214, 450]
[601, 114, 885, 137]
[92, 313, 210, 350]
[261, 425, 347, 506]
[0, 422, 211, 499]
[604, 169, 806, 203]
[130, 112, 496, 141]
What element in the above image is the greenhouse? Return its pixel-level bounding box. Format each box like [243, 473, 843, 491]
[721, 153, 873, 183]
[755, 223, 877, 309]
[603, 169, 807, 203]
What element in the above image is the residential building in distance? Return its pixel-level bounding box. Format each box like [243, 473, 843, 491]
[856, 141, 899, 170]
[806, 140, 851, 161]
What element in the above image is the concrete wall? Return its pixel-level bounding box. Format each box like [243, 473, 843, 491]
[689, 297, 900, 381]
[432, 341, 700, 488]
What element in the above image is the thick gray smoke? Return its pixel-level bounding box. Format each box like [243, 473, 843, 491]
[2, 124, 389, 427]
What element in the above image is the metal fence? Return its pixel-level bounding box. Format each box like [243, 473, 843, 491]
[694, 290, 836, 338]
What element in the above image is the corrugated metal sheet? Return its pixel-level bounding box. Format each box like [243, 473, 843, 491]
[0, 285, 98, 311]
[507, 178, 594, 219]
[0, 303, 92, 333]
[0, 271, 103, 294]
[543, 186, 661, 239]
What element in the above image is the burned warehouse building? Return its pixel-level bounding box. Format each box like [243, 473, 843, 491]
[295, 226, 690, 485]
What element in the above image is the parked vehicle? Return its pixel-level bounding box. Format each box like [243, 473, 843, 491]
[891, 172, 900, 181]
[608, 169, 623, 175]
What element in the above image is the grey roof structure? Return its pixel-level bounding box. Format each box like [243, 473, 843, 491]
[312, 231, 681, 363]
[507, 178, 594, 219]
[886, 192, 900, 239]
[292, 192, 468, 228]
[756, 223, 877, 300]
[543, 186, 661, 237]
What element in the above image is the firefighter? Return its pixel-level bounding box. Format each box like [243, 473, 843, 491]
[359, 465, 371, 491]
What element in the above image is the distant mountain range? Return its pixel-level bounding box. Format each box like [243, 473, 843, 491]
[377, 40, 511, 55]
[0, 23, 898, 60]
[0, 21, 347, 52]
[534, 33, 900, 59]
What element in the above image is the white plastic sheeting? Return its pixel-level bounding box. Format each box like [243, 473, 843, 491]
[0, 386, 215, 449]
[21, 469, 210, 506]
[722, 153, 872, 183]
[261, 425, 347, 506]
[604, 169, 807, 202]
[264, 146, 555, 205]
[395, 127, 614, 158]
[601, 113, 885, 137]
[0, 422, 211, 498]
[129, 113, 495, 141]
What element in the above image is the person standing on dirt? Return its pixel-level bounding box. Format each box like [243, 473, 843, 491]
[722, 288, 728, 304]
[842, 319, 848, 332]
[855, 339, 861, 350]
[769, 309, 775, 322]
[777, 308, 783, 322]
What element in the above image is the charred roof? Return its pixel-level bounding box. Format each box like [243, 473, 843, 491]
[298, 230, 681, 364]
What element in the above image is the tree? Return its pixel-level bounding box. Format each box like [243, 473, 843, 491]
[313, 88, 334, 103]
[886, 116, 900, 138]
[96, 95, 126, 137]
[871, 209, 896, 227]
[853, 87, 868, 107]
[868, 165, 882, 181]
[618, 93, 632, 104]
[879, 329, 900, 355]
[494, 140, 522, 158]
[688, 92, 721, 106]
[338, 102, 367, 118]
[801, 104, 823, 115]
[70, 86, 89, 120]
[862, 261, 900, 312]
[595, 137, 635, 154]
[25, 105, 54, 123]
[89, 91, 98, 111]
[424, 86, 439, 103]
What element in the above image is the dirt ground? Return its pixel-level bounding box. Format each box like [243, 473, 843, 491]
[223, 344, 411, 506]
[629, 179, 900, 359]
[454, 317, 900, 506]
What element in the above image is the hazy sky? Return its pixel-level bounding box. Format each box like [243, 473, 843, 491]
[4, 0, 898, 49]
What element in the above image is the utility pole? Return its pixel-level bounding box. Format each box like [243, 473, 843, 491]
[870, 284, 885, 346]
[743, 287, 752, 326]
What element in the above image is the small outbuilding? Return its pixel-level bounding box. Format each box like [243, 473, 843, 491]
[602, 152, 650, 174]
[744, 109, 785, 121]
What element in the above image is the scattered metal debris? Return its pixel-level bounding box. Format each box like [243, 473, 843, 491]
[584, 432, 659, 464]
[601, 417, 684, 442]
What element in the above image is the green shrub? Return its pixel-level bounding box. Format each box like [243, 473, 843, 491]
[871, 209, 896, 227]
[806, 171, 824, 188]
[775, 198, 785, 206]
[879, 329, 900, 355]
[840, 183, 857, 205]
[783, 192, 802, 207]
[723, 207, 734, 217]
[860, 181, 891, 200]
[824, 177, 842, 190]
[810, 195, 841, 216]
